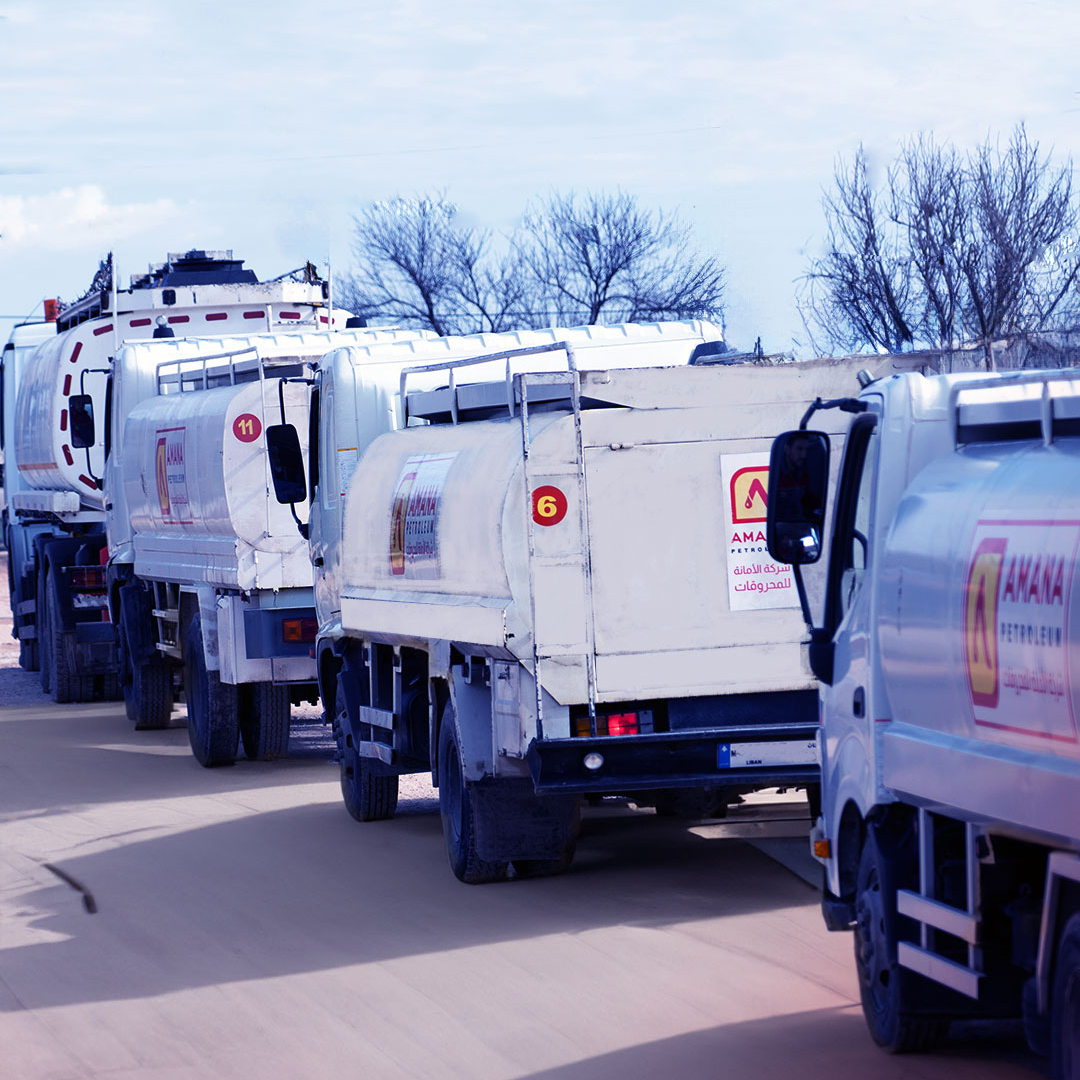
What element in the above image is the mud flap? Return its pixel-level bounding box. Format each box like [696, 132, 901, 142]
[470, 777, 579, 863]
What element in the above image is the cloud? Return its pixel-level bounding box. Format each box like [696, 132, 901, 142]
[0, 185, 179, 249]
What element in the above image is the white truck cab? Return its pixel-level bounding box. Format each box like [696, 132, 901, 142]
[767, 368, 1080, 1070]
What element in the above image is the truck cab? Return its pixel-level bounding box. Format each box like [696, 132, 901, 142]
[768, 368, 1080, 1069]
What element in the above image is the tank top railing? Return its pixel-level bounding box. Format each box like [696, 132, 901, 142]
[155, 346, 308, 394]
[952, 368, 1080, 448]
[399, 341, 579, 426]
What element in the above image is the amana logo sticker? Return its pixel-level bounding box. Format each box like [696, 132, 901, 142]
[965, 537, 1007, 708]
[729, 466, 770, 524]
[155, 437, 170, 516]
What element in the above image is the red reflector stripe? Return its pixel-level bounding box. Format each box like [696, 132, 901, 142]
[60, 409, 68, 431]
[205, 312, 227, 321]
[168, 315, 190, 324]
[280, 311, 301, 320]
[243, 311, 264, 320]
[69, 341, 83, 364]
[63, 374, 72, 396]
[62, 445, 74, 465]
[130, 317, 152, 328]
[319, 315, 329, 324]
[79, 474, 98, 489]
[93, 324, 111, 336]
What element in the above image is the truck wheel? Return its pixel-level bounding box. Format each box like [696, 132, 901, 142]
[1051, 914, 1080, 1079]
[240, 683, 291, 761]
[854, 840, 948, 1052]
[125, 659, 173, 730]
[47, 575, 90, 703]
[183, 613, 238, 768]
[437, 701, 507, 884]
[336, 695, 397, 820]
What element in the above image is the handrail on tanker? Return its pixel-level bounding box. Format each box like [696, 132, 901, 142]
[398, 341, 578, 426]
[950, 367, 1080, 448]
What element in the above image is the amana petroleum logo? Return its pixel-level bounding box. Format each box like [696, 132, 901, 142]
[729, 466, 769, 524]
[966, 537, 1007, 708]
[155, 437, 170, 517]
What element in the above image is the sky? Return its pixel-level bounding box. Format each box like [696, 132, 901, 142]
[0, 0, 1077, 355]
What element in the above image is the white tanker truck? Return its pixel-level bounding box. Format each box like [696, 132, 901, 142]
[765, 368, 1080, 1074]
[3, 250, 345, 702]
[268, 323, 922, 882]
[108, 328, 429, 763]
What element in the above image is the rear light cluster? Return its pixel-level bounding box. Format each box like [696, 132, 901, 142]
[573, 709, 655, 738]
[282, 617, 318, 643]
[69, 566, 106, 592]
[70, 565, 108, 610]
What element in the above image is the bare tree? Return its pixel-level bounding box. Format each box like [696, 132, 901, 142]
[892, 135, 966, 348]
[339, 194, 539, 334]
[800, 150, 914, 353]
[961, 126, 1080, 357]
[802, 126, 1080, 359]
[518, 191, 724, 325]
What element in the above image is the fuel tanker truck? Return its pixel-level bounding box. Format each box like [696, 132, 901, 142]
[765, 368, 1080, 1074]
[108, 327, 430, 762]
[4, 249, 346, 703]
[267, 323, 922, 883]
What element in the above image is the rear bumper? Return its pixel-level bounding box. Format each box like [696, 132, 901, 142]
[527, 722, 820, 795]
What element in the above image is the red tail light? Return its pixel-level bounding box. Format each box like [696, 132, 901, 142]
[70, 566, 106, 591]
[607, 712, 639, 736]
[573, 710, 653, 737]
[283, 617, 318, 643]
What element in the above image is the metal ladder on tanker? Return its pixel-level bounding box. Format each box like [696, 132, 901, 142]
[398, 343, 601, 740]
[896, 810, 985, 999]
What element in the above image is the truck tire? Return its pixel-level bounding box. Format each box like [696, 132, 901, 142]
[336, 694, 397, 820]
[125, 659, 173, 730]
[183, 613, 238, 768]
[240, 683, 291, 761]
[854, 840, 948, 1052]
[47, 575, 91, 704]
[1051, 914, 1080, 1079]
[437, 700, 507, 884]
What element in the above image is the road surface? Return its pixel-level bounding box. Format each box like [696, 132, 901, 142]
[0, 608, 1047, 1078]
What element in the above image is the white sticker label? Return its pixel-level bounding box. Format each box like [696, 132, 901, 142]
[337, 446, 359, 498]
[154, 427, 192, 524]
[720, 451, 799, 611]
[389, 453, 456, 579]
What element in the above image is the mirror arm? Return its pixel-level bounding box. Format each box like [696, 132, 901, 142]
[799, 395, 867, 429]
[288, 500, 309, 540]
[792, 564, 813, 628]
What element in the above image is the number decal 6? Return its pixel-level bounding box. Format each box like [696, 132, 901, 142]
[532, 485, 568, 526]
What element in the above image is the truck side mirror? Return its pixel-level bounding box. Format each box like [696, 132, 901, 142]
[69, 394, 96, 449]
[265, 424, 307, 505]
[766, 430, 829, 565]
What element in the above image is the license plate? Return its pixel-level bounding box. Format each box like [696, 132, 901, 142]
[717, 738, 818, 769]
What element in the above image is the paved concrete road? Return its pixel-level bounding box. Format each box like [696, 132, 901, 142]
[0, 635, 1047, 1077]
